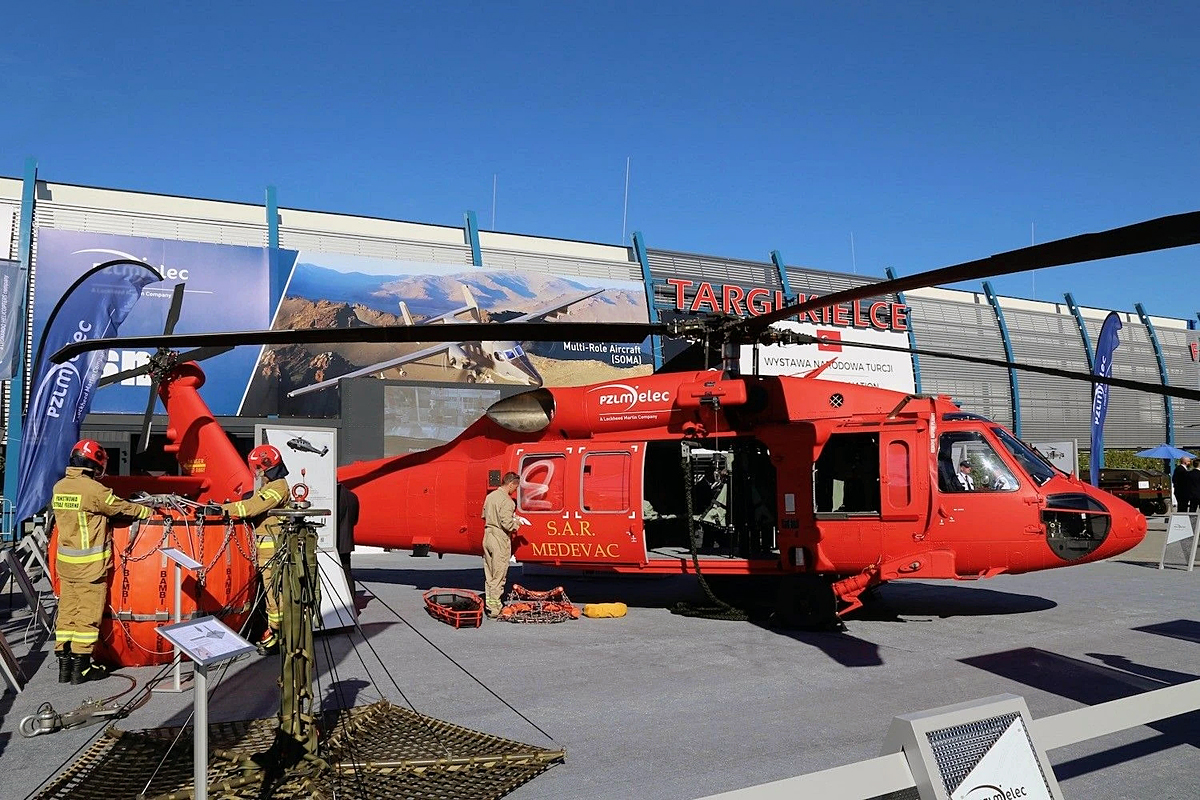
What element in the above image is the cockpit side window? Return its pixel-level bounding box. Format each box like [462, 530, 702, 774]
[991, 427, 1056, 486]
[937, 431, 1019, 492]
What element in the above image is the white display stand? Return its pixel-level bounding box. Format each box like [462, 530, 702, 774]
[156, 547, 202, 692]
[1160, 513, 1199, 571]
[255, 424, 357, 631]
[157, 616, 256, 800]
[882, 694, 1063, 800]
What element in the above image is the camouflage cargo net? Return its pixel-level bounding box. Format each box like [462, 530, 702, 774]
[496, 584, 582, 623]
[32, 701, 564, 800]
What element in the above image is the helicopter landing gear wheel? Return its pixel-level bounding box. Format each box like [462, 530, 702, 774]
[773, 574, 841, 630]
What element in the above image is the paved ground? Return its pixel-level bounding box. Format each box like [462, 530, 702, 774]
[2, 528, 1198, 800]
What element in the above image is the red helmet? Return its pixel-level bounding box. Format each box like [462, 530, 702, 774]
[247, 444, 283, 473]
[70, 439, 108, 477]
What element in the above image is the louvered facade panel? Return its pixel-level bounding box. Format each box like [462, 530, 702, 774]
[280, 228, 472, 265]
[1156, 326, 1200, 448]
[905, 295, 1013, 428]
[784, 266, 899, 302]
[648, 249, 779, 286]
[1000, 308, 1092, 442]
[481, 247, 640, 281]
[33, 202, 267, 246]
[1083, 315, 1165, 449]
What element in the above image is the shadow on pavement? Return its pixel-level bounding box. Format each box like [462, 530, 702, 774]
[852, 582, 1058, 621]
[0, 608, 53, 760]
[961, 646, 1200, 780]
[1133, 619, 1200, 645]
[358, 565, 709, 611]
[757, 624, 883, 667]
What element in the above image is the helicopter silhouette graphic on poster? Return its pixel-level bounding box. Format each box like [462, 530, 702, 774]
[51, 209, 1200, 635]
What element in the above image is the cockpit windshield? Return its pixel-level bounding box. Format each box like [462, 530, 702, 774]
[992, 427, 1057, 486]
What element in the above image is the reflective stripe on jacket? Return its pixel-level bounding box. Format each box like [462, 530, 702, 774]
[221, 478, 289, 551]
[52, 467, 153, 581]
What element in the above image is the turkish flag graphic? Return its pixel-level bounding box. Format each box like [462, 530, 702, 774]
[816, 330, 843, 352]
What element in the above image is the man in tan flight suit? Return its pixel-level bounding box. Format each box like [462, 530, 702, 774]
[481, 472, 528, 617]
[216, 444, 290, 653]
[53, 439, 153, 683]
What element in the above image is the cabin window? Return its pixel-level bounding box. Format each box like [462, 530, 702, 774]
[582, 452, 631, 512]
[937, 431, 1018, 492]
[814, 432, 880, 514]
[519, 455, 566, 512]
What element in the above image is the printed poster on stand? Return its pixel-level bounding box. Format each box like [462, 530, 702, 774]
[255, 424, 356, 631]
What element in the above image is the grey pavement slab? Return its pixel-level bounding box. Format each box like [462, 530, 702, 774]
[2, 549, 1199, 799]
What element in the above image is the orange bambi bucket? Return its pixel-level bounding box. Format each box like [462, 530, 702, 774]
[50, 510, 258, 666]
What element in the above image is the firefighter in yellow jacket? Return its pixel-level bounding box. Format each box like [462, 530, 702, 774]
[52, 439, 153, 684]
[215, 444, 290, 653]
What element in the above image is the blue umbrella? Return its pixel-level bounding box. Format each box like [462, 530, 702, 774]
[1135, 444, 1195, 460]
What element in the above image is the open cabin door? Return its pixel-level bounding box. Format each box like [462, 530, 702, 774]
[512, 442, 644, 566]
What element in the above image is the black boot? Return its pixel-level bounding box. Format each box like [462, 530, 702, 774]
[57, 646, 72, 684]
[256, 629, 279, 656]
[70, 653, 111, 684]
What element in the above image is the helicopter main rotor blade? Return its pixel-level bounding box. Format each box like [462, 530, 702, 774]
[162, 282, 186, 336]
[137, 378, 160, 453]
[812, 335, 1200, 403]
[51, 321, 665, 364]
[745, 210, 1200, 334]
[176, 345, 235, 364]
[98, 364, 149, 388]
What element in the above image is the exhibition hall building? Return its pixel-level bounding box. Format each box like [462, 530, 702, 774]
[2, 167, 1198, 475]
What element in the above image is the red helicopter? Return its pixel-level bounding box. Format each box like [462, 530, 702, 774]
[53, 210, 1200, 636]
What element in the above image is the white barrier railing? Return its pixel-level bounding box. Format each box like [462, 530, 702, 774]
[697, 678, 1200, 800]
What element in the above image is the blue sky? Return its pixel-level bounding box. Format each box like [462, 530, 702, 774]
[4, 2, 1198, 320]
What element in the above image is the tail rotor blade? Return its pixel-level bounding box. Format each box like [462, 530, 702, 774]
[163, 283, 186, 336]
[137, 379, 160, 453]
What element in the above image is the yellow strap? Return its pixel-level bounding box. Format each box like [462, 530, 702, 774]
[72, 631, 99, 643]
[78, 511, 89, 550]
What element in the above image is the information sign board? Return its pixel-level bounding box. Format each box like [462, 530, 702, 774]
[157, 616, 256, 667]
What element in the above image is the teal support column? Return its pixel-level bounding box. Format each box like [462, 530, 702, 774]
[463, 211, 482, 267]
[983, 281, 1021, 437]
[1135, 303, 1174, 447]
[265, 186, 289, 313]
[1063, 293, 1095, 371]
[265, 185, 279, 249]
[4, 157, 38, 509]
[770, 250, 793, 300]
[631, 231, 662, 370]
[885, 267, 922, 393]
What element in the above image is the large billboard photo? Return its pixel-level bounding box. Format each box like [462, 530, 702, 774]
[240, 253, 653, 417]
[32, 229, 295, 415]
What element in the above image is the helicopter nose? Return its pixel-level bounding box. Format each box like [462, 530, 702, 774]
[1097, 493, 1147, 559]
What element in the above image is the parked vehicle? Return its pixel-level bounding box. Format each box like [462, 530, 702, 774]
[1098, 468, 1171, 515]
